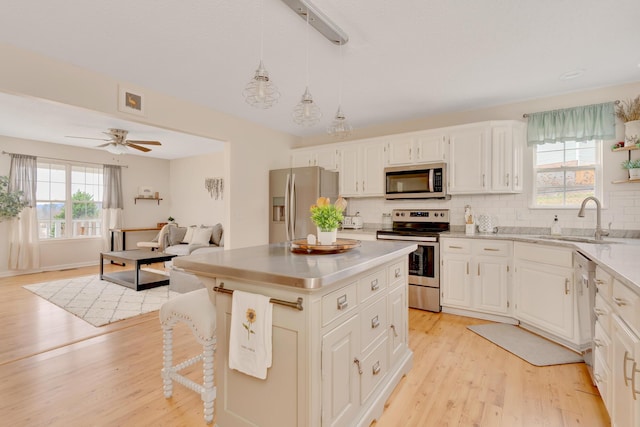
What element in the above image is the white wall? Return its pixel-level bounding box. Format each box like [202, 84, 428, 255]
[0, 135, 171, 276]
[304, 81, 640, 234]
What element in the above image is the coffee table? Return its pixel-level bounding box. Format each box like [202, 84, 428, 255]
[100, 250, 177, 291]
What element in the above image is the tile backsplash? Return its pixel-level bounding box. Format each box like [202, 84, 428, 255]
[346, 187, 640, 234]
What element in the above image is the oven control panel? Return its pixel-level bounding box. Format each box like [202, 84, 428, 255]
[392, 209, 449, 223]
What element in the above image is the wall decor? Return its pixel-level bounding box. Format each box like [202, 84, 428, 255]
[118, 85, 146, 116]
[205, 177, 224, 200]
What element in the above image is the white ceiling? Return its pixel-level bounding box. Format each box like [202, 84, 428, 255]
[1, 0, 640, 159]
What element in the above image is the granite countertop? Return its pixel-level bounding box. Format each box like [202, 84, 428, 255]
[174, 240, 417, 290]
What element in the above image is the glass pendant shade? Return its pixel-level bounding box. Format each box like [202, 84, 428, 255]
[243, 60, 280, 109]
[105, 144, 128, 155]
[292, 87, 322, 126]
[327, 106, 352, 139]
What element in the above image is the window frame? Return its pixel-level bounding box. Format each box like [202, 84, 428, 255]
[531, 139, 603, 209]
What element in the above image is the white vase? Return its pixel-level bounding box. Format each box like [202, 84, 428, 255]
[629, 168, 640, 180]
[317, 228, 337, 245]
[624, 120, 640, 147]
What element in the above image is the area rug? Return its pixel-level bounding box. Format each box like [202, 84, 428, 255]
[23, 274, 179, 327]
[467, 323, 584, 367]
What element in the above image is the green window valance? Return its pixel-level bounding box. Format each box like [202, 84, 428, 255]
[526, 101, 616, 146]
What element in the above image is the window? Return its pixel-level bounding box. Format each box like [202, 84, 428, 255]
[533, 140, 601, 207]
[36, 161, 103, 239]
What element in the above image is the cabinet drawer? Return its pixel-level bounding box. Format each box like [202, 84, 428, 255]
[358, 268, 387, 304]
[360, 337, 389, 405]
[441, 239, 472, 254]
[594, 266, 612, 302]
[612, 279, 640, 336]
[593, 350, 611, 413]
[322, 282, 358, 327]
[594, 320, 611, 369]
[360, 296, 388, 353]
[387, 261, 405, 286]
[514, 242, 572, 268]
[594, 293, 613, 335]
[474, 240, 510, 257]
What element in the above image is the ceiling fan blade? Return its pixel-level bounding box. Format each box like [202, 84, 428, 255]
[66, 135, 112, 141]
[126, 142, 152, 152]
[126, 140, 162, 145]
[96, 143, 113, 148]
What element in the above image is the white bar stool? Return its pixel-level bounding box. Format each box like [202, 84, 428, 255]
[160, 288, 216, 424]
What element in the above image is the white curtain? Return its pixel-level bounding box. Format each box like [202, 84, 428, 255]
[101, 165, 124, 251]
[8, 154, 39, 270]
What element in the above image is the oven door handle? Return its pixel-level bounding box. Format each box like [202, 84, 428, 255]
[377, 234, 437, 242]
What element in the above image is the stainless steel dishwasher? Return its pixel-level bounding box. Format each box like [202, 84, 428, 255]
[574, 251, 596, 383]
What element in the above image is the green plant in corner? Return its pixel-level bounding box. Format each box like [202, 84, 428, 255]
[0, 176, 28, 221]
[621, 159, 640, 169]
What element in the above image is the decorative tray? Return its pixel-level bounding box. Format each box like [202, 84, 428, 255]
[290, 238, 361, 254]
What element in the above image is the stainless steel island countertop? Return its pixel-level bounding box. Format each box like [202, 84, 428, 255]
[173, 240, 418, 290]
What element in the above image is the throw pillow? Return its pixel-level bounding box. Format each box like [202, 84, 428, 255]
[168, 226, 187, 246]
[210, 223, 223, 246]
[182, 225, 197, 244]
[191, 227, 213, 245]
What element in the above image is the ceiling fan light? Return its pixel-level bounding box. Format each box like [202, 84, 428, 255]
[327, 106, 352, 139]
[292, 87, 322, 126]
[243, 60, 280, 109]
[105, 143, 129, 155]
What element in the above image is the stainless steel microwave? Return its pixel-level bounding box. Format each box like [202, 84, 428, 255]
[384, 162, 449, 199]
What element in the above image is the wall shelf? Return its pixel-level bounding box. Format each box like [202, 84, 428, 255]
[611, 145, 639, 184]
[134, 197, 163, 205]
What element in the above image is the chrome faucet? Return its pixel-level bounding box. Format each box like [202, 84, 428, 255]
[577, 196, 609, 240]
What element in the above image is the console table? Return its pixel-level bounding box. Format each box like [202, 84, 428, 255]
[110, 226, 161, 251]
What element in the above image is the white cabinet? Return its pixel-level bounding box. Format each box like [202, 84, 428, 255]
[441, 238, 511, 316]
[292, 146, 339, 171]
[513, 242, 576, 344]
[490, 123, 525, 192]
[611, 313, 640, 427]
[386, 130, 447, 165]
[338, 140, 386, 197]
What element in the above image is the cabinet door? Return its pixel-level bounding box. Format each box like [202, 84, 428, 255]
[322, 315, 360, 427]
[441, 254, 472, 308]
[514, 260, 574, 341]
[490, 125, 514, 192]
[292, 150, 315, 168]
[338, 145, 360, 197]
[415, 131, 446, 162]
[316, 147, 339, 171]
[611, 315, 640, 427]
[386, 136, 414, 165]
[475, 256, 509, 314]
[360, 142, 386, 196]
[448, 125, 490, 194]
[388, 284, 407, 366]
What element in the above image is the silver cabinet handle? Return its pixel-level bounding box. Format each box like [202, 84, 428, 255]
[394, 268, 401, 278]
[353, 358, 363, 375]
[595, 279, 606, 287]
[390, 324, 398, 337]
[594, 373, 603, 384]
[483, 248, 500, 251]
[449, 245, 463, 249]
[565, 278, 570, 295]
[624, 351, 634, 387]
[372, 361, 381, 376]
[506, 173, 510, 187]
[482, 174, 485, 187]
[515, 175, 519, 186]
[466, 262, 469, 275]
[614, 297, 629, 307]
[371, 315, 380, 329]
[593, 308, 606, 318]
[593, 338, 604, 348]
[370, 279, 379, 291]
[633, 361, 640, 400]
[337, 294, 348, 311]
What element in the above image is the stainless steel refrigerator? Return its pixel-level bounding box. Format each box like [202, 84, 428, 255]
[269, 166, 339, 243]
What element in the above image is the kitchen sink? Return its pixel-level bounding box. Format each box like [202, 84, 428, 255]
[536, 236, 618, 244]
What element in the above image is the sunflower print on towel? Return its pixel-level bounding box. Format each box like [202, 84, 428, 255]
[243, 308, 257, 340]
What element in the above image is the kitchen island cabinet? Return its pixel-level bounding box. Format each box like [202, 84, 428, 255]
[174, 240, 416, 427]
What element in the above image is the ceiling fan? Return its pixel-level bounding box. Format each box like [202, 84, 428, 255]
[65, 128, 162, 154]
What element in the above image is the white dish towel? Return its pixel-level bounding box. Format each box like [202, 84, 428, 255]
[228, 290, 273, 380]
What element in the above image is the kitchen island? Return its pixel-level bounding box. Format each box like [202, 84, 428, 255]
[174, 240, 417, 427]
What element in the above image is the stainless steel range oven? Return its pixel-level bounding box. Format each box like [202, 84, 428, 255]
[376, 209, 449, 312]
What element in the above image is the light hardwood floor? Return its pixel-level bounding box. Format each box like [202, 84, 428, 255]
[0, 266, 610, 426]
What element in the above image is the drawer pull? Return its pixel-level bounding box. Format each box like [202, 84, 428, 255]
[483, 248, 500, 252]
[593, 338, 603, 348]
[353, 358, 363, 375]
[449, 245, 463, 249]
[337, 295, 348, 311]
[595, 279, 606, 287]
[613, 297, 629, 307]
[394, 268, 401, 278]
[371, 315, 380, 329]
[390, 324, 398, 337]
[624, 351, 634, 387]
[372, 361, 381, 376]
[593, 308, 606, 317]
[370, 279, 379, 291]
[565, 279, 570, 295]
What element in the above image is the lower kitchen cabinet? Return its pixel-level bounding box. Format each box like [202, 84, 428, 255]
[513, 242, 576, 344]
[441, 238, 511, 316]
[611, 313, 640, 427]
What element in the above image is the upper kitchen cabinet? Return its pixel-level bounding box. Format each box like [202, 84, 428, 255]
[291, 146, 339, 171]
[386, 130, 447, 166]
[448, 120, 525, 195]
[339, 139, 386, 197]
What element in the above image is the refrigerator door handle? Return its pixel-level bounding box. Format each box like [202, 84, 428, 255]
[284, 173, 291, 241]
[290, 173, 296, 239]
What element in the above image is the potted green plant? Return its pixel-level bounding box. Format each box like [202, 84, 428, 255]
[310, 197, 347, 245]
[615, 96, 640, 147]
[0, 176, 28, 222]
[621, 158, 640, 180]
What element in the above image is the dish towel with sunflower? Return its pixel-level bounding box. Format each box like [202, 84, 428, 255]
[229, 290, 273, 379]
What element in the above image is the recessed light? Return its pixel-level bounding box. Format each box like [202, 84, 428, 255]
[560, 69, 585, 80]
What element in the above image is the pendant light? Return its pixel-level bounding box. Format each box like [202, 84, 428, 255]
[243, 0, 280, 109]
[327, 42, 352, 138]
[292, 10, 322, 126]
